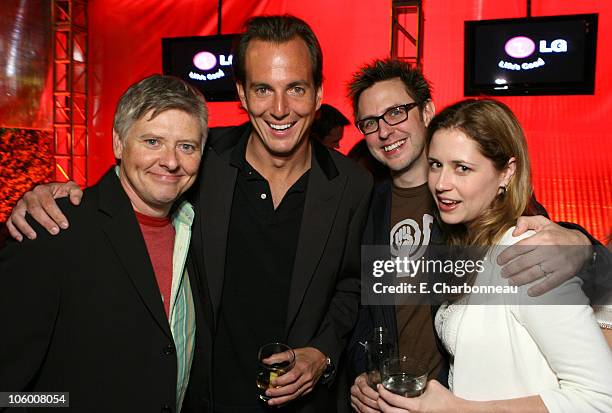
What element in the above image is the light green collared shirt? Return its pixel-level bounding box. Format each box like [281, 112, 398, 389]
[169, 199, 196, 411]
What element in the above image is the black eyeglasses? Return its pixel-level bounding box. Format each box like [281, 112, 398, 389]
[355, 102, 420, 135]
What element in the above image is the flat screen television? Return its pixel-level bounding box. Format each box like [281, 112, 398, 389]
[464, 14, 598, 96]
[162, 34, 240, 101]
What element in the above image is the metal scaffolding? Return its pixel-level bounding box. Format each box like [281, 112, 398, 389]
[391, 0, 424, 69]
[52, 0, 88, 185]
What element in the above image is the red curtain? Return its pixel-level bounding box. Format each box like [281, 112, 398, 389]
[423, 0, 612, 241]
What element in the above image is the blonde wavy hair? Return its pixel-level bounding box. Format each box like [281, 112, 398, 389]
[426, 99, 537, 248]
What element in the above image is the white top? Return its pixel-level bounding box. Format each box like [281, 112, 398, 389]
[594, 305, 612, 329]
[435, 227, 612, 413]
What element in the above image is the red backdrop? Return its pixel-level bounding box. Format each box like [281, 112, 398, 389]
[423, 1, 612, 243]
[86, 0, 391, 176]
[5, 0, 606, 240]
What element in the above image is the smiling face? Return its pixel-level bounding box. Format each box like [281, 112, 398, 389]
[113, 108, 203, 217]
[357, 78, 434, 187]
[427, 128, 515, 227]
[236, 38, 322, 161]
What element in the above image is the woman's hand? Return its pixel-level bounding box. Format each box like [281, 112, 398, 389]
[377, 380, 465, 413]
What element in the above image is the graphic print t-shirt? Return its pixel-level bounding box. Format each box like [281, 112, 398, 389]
[390, 182, 443, 379]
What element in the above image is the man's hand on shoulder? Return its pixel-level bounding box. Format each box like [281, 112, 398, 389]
[351, 372, 381, 412]
[7, 181, 83, 241]
[498, 215, 592, 296]
[265, 346, 327, 406]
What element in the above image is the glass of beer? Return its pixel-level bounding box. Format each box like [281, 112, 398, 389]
[381, 356, 428, 397]
[256, 342, 295, 401]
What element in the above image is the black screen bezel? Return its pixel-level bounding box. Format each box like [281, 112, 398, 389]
[464, 14, 598, 96]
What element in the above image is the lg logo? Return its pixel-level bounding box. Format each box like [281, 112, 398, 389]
[192, 51, 233, 71]
[505, 36, 568, 59]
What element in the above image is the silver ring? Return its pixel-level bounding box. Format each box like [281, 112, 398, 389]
[538, 263, 550, 278]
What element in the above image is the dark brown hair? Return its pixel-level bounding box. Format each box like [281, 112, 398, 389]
[348, 58, 432, 120]
[233, 15, 323, 88]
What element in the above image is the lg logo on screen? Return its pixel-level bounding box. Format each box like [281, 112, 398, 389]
[192, 51, 233, 71]
[504, 36, 568, 58]
[499, 36, 568, 72]
[189, 51, 233, 82]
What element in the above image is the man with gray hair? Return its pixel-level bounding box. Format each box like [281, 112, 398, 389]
[0, 74, 208, 412]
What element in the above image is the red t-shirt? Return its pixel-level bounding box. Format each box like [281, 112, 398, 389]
[135, 211, 175, 318]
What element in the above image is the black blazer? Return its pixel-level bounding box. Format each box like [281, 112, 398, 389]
[0, 169, 206, 412]
[184, 123, 373, 413]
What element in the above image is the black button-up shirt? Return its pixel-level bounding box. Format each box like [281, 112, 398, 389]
[213, 133, 310, 411]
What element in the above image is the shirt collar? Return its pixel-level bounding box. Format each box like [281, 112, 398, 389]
[171, 199, 195, 227]
[227, 128, 338, 181]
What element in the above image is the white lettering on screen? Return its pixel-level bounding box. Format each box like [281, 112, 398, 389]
[539, 39, 568, 53]
[188, 68, 226, 81]
[220, 54, 233, 66]
[498, 57, 545, 71]
[496, 38, 568, 73]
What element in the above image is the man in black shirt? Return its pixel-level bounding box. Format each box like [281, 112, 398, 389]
[188, 18, 371, 410]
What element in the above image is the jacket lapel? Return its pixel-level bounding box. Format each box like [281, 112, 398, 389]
[199, 147, 237, 325]
[285, 148, 347, 335]
[374, 180, 393, 245]
[97, 170, 172, 339]
[366, 181, 394, 308]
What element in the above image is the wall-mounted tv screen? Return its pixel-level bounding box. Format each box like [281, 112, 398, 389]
[464, 14, 597, 96]
[162, 34, 239, 102]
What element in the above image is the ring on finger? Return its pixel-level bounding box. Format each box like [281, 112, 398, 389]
[537, 263, 551, 278]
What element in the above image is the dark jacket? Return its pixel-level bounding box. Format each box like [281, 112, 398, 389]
[346, 179, 450, 387]
[0, 169, 206, 412]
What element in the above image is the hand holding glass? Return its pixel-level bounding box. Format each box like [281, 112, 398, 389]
[256, 342, 296, 402]
[381, 356, 428, 397]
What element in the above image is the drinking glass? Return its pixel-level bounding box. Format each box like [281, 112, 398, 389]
[380, 356, 428, 397]
[256, 342, 295, 401]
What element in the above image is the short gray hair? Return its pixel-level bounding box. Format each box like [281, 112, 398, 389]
[113, 74, 208, 143]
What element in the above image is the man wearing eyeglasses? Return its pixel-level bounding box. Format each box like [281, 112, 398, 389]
[345, 58, 607, 413]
